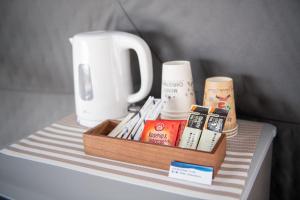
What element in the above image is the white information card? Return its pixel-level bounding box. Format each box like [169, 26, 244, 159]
[168, 161, 213, 185]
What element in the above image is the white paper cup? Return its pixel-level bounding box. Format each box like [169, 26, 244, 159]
[161, 60, 196, 115]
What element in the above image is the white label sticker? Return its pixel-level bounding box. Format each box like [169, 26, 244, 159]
[168, 161, 213, 185]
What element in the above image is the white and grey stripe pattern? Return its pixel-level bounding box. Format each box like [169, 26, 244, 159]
[0, 115, 263, 200]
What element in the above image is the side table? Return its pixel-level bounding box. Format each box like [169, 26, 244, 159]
[0, 116, 276, 200]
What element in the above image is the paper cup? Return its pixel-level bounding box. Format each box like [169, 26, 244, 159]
[161, 60, 196, 116]
[203, 76, 238, 137]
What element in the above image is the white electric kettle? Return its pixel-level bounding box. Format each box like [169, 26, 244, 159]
[69, 31, 153, 127]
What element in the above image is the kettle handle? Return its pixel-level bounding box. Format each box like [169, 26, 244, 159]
[116, 32, 153, 104]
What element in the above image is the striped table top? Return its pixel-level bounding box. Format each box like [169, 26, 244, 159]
[0, 115, 263, 200]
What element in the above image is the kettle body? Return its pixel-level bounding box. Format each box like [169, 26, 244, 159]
[70, 31, 153, 127]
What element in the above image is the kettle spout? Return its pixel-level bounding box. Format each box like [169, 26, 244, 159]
[69, 37, 73, 45]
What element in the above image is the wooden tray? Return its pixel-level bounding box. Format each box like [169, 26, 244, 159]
[83, 120, 226, 177]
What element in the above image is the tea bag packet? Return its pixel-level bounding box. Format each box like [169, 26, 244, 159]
[178, 106, 209, 149]
[197, 108, 228, 152]
[206, 108, 228, 133]
[140, 120, 181, 146]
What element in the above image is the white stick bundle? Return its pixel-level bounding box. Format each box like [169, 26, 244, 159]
[107, 97, 163, 140]
[119, 96, 154, 139]
[132, 99, 163, 141]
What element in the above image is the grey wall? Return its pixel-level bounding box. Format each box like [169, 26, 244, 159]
[0, 0, 299, 199]
[0, 0, 121, 93]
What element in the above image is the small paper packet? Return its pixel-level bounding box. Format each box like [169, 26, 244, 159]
[141, 120, 182, 146]
[197, 107, 228, 152]
[178, 106, 209, 149]
[178, 105, 228, 152]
